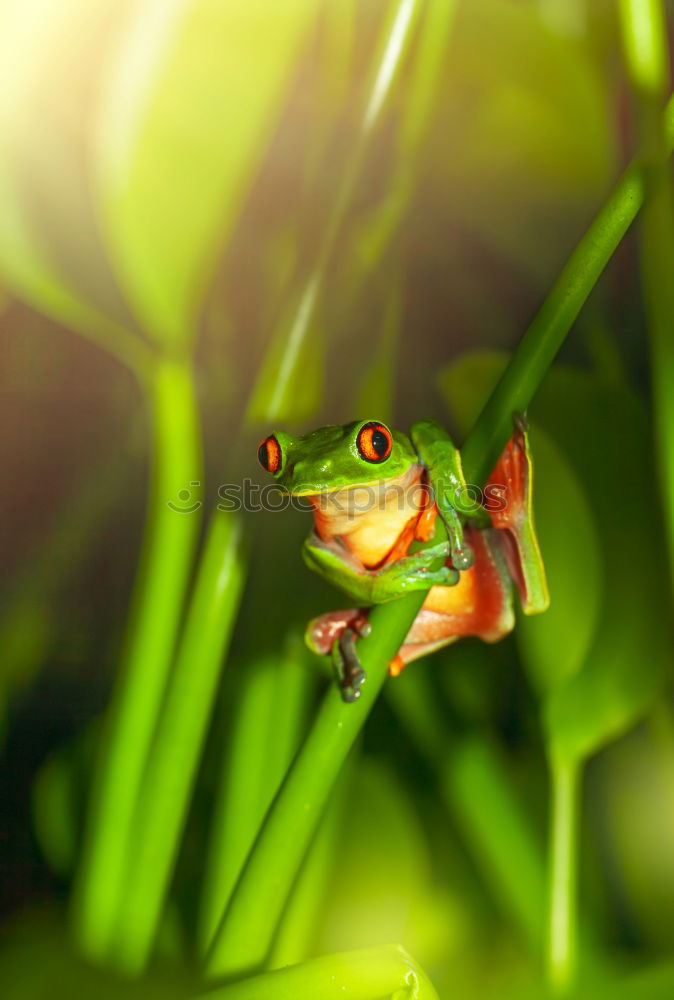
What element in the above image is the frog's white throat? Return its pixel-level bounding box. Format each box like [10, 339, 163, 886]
[310, 462, 427, 569]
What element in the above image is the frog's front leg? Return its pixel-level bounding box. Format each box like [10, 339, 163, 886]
[302, 533, 458, 605]
[410, 419, 476, 571]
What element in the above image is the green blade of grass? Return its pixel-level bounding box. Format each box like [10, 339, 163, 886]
[72, 356, 202, 964]
[110, 510, 247, 973]
[200, 944, 440, 1000]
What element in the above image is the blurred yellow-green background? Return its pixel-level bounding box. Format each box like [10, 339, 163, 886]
[2, 1, 674, 997]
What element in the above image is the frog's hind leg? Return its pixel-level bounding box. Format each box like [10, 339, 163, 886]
[306, 609, 372, 702]
[485, 416, 550, 614]
[391, 526, 517, 676]
[305, 608, 370, 656]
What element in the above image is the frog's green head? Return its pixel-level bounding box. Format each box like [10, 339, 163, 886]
[257, 420, 418, 495]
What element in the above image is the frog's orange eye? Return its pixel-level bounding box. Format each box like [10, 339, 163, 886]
[356, 421, 392, 463]
[258, 435, 282, 474]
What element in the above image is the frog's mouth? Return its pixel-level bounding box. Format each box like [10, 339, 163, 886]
[299, 463, 426, 511]
[288, 462, 423, 499]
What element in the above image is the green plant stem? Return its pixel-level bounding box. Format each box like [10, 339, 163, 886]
[546, 756, 581, 995]
[112, 511, 247, 973]
[200, 944, 439, 1000]
[204, 589, 428, 980]
[619, 0, 674, 599]
[206, 91, 674, 983]
[72, 355, 202, 964]
[460, 91, 674, 488]
[267, 763, 352, 971]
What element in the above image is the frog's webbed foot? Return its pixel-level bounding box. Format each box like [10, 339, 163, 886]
[331, 618, 371, 702]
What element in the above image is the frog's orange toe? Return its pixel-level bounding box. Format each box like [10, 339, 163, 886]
[388, 654, 405, 677]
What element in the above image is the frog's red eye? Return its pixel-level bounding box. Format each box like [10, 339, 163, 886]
[356, 422, 392, 463]
[258, 435, 282, 474]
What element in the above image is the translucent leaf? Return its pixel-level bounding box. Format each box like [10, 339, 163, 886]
[94, 0, 322, 346]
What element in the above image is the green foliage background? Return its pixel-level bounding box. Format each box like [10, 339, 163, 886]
[1, 1, 674, 997]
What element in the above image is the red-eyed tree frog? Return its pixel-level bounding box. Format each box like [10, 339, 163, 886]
[257, 418, 549, 702]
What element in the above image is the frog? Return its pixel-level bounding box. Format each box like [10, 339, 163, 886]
[257, 417, 549, 702]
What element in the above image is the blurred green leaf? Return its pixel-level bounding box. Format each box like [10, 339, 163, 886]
[203, 943, 440, 1000]
[0, 911, 189, 1000]
[32, 751, 81, 880]
[0, 0, 151, 374]
[594, 723, 674, 951]
[443, 736, 546, 952]
[517, 426, 602, 697]
[440, 353, 672, 765]
[94, 0, 322, 346]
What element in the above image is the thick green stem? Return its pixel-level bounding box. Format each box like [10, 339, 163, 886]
[112, 511, 247, 973]
[546, 756, 581, 995]
[72, 356, 202, 964]
[204, 590, 427, 980]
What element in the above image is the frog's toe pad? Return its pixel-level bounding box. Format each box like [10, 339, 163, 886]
[388, 654, 405, 677]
